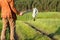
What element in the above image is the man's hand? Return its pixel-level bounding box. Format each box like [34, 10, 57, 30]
[19, 12, 23, 16]
[18, 12, 24, 16]
[19, 11, 26, 16]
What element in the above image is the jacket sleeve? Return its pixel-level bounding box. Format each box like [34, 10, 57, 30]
[9, 0, 19, 15]
[0, 2, 1, 8]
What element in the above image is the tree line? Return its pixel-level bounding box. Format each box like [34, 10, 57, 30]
[15, 0, 60, 12]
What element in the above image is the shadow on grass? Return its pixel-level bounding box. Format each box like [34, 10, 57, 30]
[48, 27, 60, 38]
[55, 27, 60, 35]
[24, 22, 56, 40]
[14, 26, 19, 40]
[14, 31, 19, 40]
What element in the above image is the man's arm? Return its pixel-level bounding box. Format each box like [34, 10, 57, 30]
[0, 1, 1, 13]
[0, 1, 1, 8]
[9, 0, 19, 15]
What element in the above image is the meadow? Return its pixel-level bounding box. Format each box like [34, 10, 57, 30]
[0, 12, 60, 40]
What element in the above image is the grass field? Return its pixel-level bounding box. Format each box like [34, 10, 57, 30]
[0, 12, 60, 40]
[17, 12, 60, 21]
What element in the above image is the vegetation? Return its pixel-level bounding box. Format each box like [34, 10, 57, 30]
[15, 0, 60, 11]
[17, 12, 60, 21]
[0, 12, 60, 40]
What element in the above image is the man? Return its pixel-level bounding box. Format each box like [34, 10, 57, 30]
[32, 7, 38, 21]
[0, 0, 23, 40]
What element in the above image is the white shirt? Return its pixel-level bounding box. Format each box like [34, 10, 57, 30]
[32, 8, 38, 18]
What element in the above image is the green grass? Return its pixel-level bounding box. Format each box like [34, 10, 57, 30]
[16, 21, 51, 40]
[0, 12, 60, 40]
[17, 12, 60, 21]
[14, 19, 60, 40]
[0, 20, 2, 35]
[37, 12, 60, 19]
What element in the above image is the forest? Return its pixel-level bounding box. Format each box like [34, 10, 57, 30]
[15, 0, 60, 12]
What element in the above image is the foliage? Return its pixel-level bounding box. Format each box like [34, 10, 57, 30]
[15, 0, 60, 12]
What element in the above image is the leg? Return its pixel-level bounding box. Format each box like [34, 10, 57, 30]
[8, 18, 16, 40]
[1, 18, 8, 40]
[33, 17, 35, 21]
[32, 16, 36, 21]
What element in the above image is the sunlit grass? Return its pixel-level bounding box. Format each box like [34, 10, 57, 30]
[0, 12, 60, 40]
[17, 12, 60, 21]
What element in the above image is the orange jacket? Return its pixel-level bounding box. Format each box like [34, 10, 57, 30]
[0, 0, 19, 19]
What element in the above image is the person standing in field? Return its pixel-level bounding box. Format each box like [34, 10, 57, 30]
[32, 7, 38, 21]
[0, 0, 23, 40]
